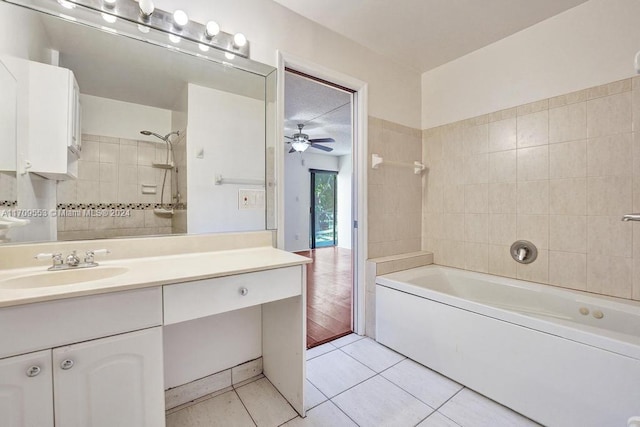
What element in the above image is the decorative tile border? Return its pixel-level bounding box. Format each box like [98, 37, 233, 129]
[56, 202, 187, 210]
[0, 201, 17, 207]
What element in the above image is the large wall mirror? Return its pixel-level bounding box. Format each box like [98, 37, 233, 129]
[0, 0, 277, 245]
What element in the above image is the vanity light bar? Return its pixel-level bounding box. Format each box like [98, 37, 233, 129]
[49, 0, 251, 58]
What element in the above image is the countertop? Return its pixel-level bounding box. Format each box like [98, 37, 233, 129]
[0, 246, 311, 308]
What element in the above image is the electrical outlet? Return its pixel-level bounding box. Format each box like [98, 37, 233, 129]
[238, 189, 265, 210]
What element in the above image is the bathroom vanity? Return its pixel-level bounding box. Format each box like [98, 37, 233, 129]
[0, 231, 309, 427]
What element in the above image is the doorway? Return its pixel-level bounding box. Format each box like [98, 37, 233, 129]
[310, 169, 337, 249]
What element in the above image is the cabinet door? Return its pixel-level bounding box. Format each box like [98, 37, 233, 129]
[0, 350, 54, 427]
[53, 327, 165, 427]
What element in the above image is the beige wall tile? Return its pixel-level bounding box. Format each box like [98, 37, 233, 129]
[488, 214, 516, 245]
[586, 92, 632, 138]
[586, 176, 632, 216]
[517, 214, 549, 250]
[443, 155, 465, 185]
[517, 249, 548, 284]
[82, 141, 100, 162]
[634, 133, 640, 177]
[464, 242, 488, 273]
[463, 124, 489, 155]
[120, 144, 138, 165]
[586, 79, 631, 100]
[517, 99, 548, 116]
[489, 150, 517, 183]
[549, 140, 587, 179]
[549, 102, 587, 144]
[489, 107, 517, 122]
[424, 184, 443, 213]
[549, 215, 587, 253]
[517, 181, 549, 215]
[488, 182, 517, 214]
[488, 244, 517, 278]
[57, 180, 77, 204]
[465, 213, 488, 243]
[464, 154, 489, 184]
[443, 185, 465, 213]
[465, 184, 488, 213]
[100, 142, 120, 163]
[423, 213, 443, 240]
[586, 255, 633, 298]
[517, 110, 549, 148]
[635, 176, 640, 212]
[548, 89, 588, 109]
[440, 239, 466, 269]
[633, 87, 640, 135]
[517, 145, 549, 182]
[633, 260, 640, 301]
[549, 251, 586, 291]
[443, 213, 465, 241]
[587, 133, 633, 177]
[441, 126, 464, 158]
[549, 178, 587, 215]
[79, 160, 100, 181]
[587, 216, 632, 257]
[488, 118, 516, 152]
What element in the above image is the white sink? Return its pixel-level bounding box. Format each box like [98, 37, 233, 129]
[0, 267, 130, 289]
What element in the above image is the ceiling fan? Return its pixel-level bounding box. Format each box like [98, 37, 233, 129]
[285, 124, 335, 153]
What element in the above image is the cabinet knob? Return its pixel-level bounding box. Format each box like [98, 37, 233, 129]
[60, 359, 75, 370]
[239, 287, 249, 296]
[26, 366, 41, 377]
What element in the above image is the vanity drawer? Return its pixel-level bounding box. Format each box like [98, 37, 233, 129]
[163, 266, 302, 325]
[0, 287, 162, 359]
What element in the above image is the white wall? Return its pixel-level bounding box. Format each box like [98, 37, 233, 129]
[153, 0, 421, 129]
[80, 94, 173, 142]
[337, 154, 352, 250]
[284, 151, 339, 252]
[421, 0, 640, 128]
[187, 84, 265, 234]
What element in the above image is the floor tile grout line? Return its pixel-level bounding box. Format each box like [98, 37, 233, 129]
[327, 398, 363, 427]
[232, 388, 259, 427]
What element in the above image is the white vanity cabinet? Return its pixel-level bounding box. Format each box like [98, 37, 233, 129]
[53, 327, 165, 427]
[0, 350, 54, 427]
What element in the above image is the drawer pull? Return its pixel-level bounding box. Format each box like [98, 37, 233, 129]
[239, 287, 249, 296]
[60, 359, 75, 370]
[26, 366, 41, 377]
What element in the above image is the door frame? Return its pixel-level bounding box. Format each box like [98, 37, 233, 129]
[276, 50, 368, 335]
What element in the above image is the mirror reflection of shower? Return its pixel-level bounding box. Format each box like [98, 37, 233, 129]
[140, 130, 182, 216]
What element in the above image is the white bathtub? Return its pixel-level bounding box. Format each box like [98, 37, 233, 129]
[376, 265, 640, 427]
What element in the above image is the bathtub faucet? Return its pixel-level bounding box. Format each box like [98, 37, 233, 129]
[516, 247, 528, 262]
[622, 214, 640, 222]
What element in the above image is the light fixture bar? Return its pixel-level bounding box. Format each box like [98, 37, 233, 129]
[46, 0, 251, 58]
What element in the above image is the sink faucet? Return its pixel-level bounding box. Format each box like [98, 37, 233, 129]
[35, 249, 111, 271]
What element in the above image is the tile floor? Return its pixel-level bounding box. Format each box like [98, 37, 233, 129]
[166, 334, 540, 427]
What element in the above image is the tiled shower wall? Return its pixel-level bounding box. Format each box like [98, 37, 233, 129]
[368, 117, 423, 258]
[422, 77, 640, 301]
[56, 134, 173, 240]
[0, 172, 17, 207]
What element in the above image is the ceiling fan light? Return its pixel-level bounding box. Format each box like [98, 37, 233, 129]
[291, 141, 309, 152]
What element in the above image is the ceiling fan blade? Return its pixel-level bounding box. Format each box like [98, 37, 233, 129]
[284, 135, 294, 140]
[310, 144, 333, 152]
[308, 137, 335, 143]
[289, 147, 297, 153]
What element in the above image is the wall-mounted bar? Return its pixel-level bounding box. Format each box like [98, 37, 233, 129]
[371, 153, 425, 175]
[214, 175, 264, 186]
[621, 214, 640, 222]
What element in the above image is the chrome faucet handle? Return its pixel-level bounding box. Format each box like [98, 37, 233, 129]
[65, 251, 81, 267]
[35, 253, 64, 268]
[84, 249, 111, 264]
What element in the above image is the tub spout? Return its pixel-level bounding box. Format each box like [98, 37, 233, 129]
[517, 247, 527, 262]
[622, 214, 640, 222]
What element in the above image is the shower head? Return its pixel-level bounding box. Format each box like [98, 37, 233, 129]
[140, 130, 181, 143]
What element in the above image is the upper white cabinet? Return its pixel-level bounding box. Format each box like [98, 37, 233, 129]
[2, 56, 80, 180]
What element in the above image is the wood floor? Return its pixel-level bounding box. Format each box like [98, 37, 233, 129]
[296, 247, 352, 348]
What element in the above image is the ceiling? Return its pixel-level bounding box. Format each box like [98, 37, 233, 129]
[272, 0, 589, 72]
[284, 72, 352, 157]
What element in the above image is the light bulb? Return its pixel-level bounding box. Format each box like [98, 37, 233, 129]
[139, 0, 154, 17]
[173, 10, 188, 28]
[233, 32, 247, 48]
[57, 0, 76, 9]
[205, 21, 219, 38]
[198, 44, 210, 52]
[103, 0, 116, 8]
[101, 12, 117, 23]
[137, 24, 150, 33]
[224, 52, 235, 60]
[169, 34, 181, 44]
[292, 141, 309, 152]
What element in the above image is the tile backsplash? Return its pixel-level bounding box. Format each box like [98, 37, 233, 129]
[368, 117, 423, 258]
[423, 77, 640, 301]
[56, 134, 175, 240]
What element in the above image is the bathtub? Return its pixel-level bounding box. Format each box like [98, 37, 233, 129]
[376, 265, 640, 427]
